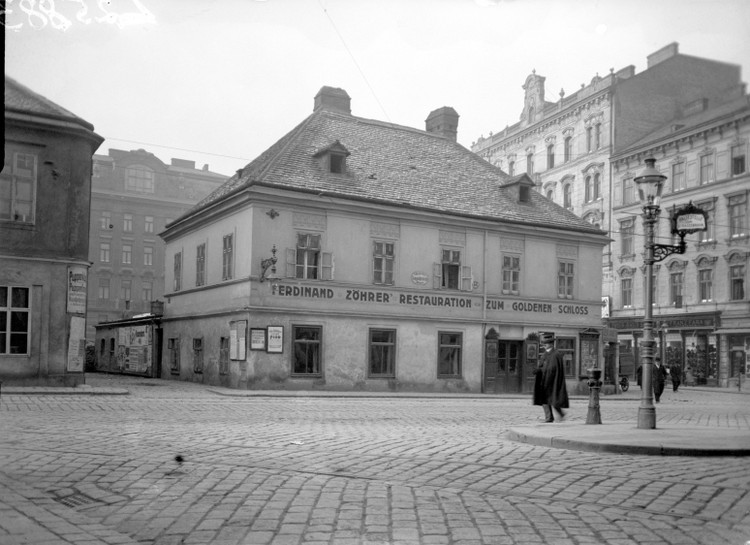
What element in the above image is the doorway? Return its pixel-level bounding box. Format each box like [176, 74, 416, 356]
[484, 331, 523, 393]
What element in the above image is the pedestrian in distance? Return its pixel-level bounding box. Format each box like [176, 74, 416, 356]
[653, 355, 668, 402]
[532, 332, 569, 422]
[670, 363, 682, 392]
[636, 365, 643, 389]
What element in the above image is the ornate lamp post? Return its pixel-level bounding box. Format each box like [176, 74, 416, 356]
[633, 158, 707, 429]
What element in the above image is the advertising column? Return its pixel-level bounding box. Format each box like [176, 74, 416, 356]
[66, 265, 88, 373]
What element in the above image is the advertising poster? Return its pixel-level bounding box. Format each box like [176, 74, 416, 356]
[66, 315, 86, 372]
[67, 266, 87, 314]
[267, 325, 283, 353]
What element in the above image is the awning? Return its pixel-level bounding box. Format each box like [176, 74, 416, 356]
[713, 328, 750, 335]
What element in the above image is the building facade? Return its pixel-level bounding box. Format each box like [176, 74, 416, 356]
[1, 76, 103, 385]
[471, 43, 746, 312]
[150, 86, 609, 394]
[609, 94, 750, 388]
[87, 149, 226, 341]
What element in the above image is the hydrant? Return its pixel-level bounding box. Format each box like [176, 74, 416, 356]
[586, 367, 602, 424]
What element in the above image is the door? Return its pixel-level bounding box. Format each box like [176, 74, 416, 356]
[483, 338, 499, 393]
[496, 341, 523, 393]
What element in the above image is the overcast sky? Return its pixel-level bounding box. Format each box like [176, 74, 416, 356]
[6, 0, 750, 177]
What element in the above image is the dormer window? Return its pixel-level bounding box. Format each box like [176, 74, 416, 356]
[520, 185, 530, 202]
[314, 140, 350, 175]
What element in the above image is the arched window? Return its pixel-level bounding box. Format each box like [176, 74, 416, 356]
[546, 189, 554, 201]
[585, 176, 592, 202]
[594, 173, 601, 199]
[508, 160, 515, 176]
[547, 144, 555, 169]
[564, 136, 572, 162]
[563, 184, 572, 209]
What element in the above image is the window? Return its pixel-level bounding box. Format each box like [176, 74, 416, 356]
[290, 233, 332, 280]
[672, 161, 686, 191]
[564, 137, 572, 163]
[144, 246, 153, 266]
[125, 165, 155, 193]
[730, 264, 745, 301]
[699, 207, 714, 243]
[292, 326, 321, 375]
[196, 243, 206, 286]
[0, 151, 37, 223]
[699, 153, 714, 185]
[193, 338, 204, 373]
[437, 332, 462, 377]
[168, 337, 180, 374]
[670, 272, 683, 306]
[0, 286, 30, 354]
[142, 281, 152, 302]
[144, 216, 154, 233]
[222, 234, 233, 281]
[728, 194, 747, 238]
[329, 153, 346, 174]
[369, 329, 396, 377]
[123, 213, 133, 232]
[100, 242, 111, 263]
[585, 176, 593, 202]
[174, 252, 182, 291]
[556, 337, 576, 377]
[98, 279, 110, 300]
[558, 261, 574, 299]
[620, 221, 634, 256]
[732, 144, 746, 175]
[546, 189, 554, 201]
[508, 160, 515, 176]
[594, 123, 602, 149]
[586, 127, 593, 152]
[121, 280, 131, 306]
[621, 278, 632, 308]
[502, 255, 520, 294]
[699, 269, 713, 302]
[373, 241, 394, 285]
[434, 249, 471, 291]
[526, 153, 534, 175]
[100, 211, 111, 230]
[122, 244, 132, 265]
[593, 173, 600, 200]
[563, 184, 572, 209]
[547, 144, 555, 169]
[623, 177, 635, 205]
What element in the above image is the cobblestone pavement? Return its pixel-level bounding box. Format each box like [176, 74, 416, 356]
[1, 374, 749, 545]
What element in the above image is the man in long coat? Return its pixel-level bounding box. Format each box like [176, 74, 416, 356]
[533, 333, 569, 422]
[653, 355, 669, 402]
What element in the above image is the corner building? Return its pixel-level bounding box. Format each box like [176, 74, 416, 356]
[158, 87, 608, 393]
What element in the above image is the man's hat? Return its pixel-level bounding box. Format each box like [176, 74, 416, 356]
[540, 332, 555, 344]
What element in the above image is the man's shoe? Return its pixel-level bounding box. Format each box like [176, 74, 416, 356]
[544, 419, 554, 423]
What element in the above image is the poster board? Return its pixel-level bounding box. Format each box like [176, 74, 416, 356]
[267, 325, 283, 353]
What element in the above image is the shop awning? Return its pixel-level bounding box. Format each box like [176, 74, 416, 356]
[713, 328, 750, 334]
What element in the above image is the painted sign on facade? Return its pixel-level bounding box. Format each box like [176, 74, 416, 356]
[67, 265, 87, 314]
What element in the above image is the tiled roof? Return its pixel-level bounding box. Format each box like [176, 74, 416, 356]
[5, 76, 95, 131]
[188, 105, 603, 234]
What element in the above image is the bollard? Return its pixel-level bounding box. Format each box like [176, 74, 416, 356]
[586, 368, 602, 424]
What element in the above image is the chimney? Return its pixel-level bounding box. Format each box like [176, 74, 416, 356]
[425, 106, 459, 142]
[647, 42, 679, 69]
[314, 86, 352, 114]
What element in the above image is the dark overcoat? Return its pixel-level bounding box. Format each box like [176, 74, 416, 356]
[532, 348, 569, 409]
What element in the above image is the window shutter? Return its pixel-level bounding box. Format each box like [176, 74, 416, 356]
[460, 266, 473, 291]
[322, 252, 334, 280]
[433, 263, 442, 288]
[286, 248, 296, 278]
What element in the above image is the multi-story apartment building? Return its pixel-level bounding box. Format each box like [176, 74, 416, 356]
[608, 94, 750, 388]
[97, 86, 609, 393]
[2, 76, 103, 385]
[87, 149, 226, 341]
[471, 43, 746, 306]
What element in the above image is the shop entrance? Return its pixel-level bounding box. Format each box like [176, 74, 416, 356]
[484, 331, 523, 393]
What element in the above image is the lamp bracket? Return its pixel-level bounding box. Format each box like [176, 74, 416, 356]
[652, 238, 686, 262]
[259, 245, 278, 283]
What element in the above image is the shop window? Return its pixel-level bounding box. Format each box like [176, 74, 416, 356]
[373, 241, 394, 285]
[219, 337, 229, 375]
[287, 234, 333, 280]
[222, 234, 233, 281]
[292, 325, 321, 375]
[502, 255, 520, 295]
[437, 331, 462, 378]
[732, 144, 746, 176]
[196, 243, 206, 287]
[168, 337, 180, 374]
[193, 338, 203, 373]
[556, 337, 576, 377]
[0, 286, 30, 355]
[557, 261, 575, 299]
[369, 328, 396, 378]
[434, 249, 472, 291]
[0, 150, 37, 223]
